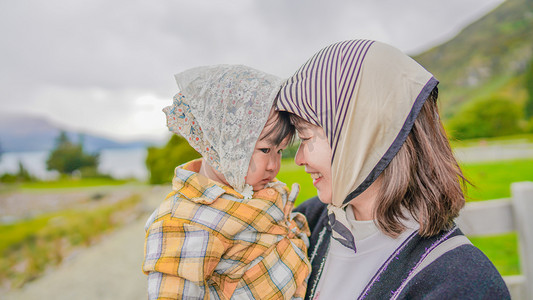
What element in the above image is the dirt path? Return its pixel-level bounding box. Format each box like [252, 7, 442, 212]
[5, 185, 168, 300]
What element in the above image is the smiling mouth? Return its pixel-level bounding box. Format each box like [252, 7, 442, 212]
[309, 173, 322, 180]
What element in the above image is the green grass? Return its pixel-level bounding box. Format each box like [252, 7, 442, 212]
[278, 158, 533, 205]
[19, 177, 132, 189]
[277, 159, 317, 206]
[1, 153, 528, 284]
[462, 159, 533, 201]
[277, 157, 531, 276]
[460, 159, 533, 276]
[469, 233, 520, 276]
[450, 133, 533, 148]
[0, 194, 142, 289]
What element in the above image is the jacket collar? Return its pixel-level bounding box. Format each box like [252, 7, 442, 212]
[172, 159, 244, 204]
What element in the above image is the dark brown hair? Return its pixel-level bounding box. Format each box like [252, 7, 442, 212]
[376, 87, 467, 237]
[260, 106, 296, 146]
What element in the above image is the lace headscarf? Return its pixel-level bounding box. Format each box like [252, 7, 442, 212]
[277, 40, 438, 252]
[164, 64, 284, 195]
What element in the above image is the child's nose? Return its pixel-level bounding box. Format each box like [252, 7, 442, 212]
[267, 154, 279, 171]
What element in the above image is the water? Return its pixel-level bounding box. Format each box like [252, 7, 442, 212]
[97, 148, 148, 180]
[0, 148, 148, 180]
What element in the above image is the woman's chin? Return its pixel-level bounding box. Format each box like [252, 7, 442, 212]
[317, 190, 332, 204]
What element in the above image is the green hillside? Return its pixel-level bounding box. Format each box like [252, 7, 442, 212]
[413, 0, 533, 120]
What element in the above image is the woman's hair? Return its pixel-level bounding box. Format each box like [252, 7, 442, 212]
[260, 106, 296, 146]
[376, 87, 467, 237]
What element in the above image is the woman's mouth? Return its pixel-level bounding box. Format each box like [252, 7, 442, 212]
[309, 172, 323, 185]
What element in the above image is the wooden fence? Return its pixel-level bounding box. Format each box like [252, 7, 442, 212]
[455, 181, 533, 300]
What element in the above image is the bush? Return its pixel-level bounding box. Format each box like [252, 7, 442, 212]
[282, 142, 299, 159]
[145, 135, 201, 184]
[525, 118, 533, 133]
[46, 132, 99, 176]
[0, 161, 35, 183]
[447, 97, 521, 139]
[78, 166, 112, 179]
[524, 57, 533, 119]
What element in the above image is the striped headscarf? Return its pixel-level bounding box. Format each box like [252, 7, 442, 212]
[277, 40, 438, 251]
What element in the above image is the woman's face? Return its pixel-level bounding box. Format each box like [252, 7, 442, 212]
[294, 122, 333, 204]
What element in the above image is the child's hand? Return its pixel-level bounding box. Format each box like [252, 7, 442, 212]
[283, 183, 300, 219]
[288, 183, 300, 204]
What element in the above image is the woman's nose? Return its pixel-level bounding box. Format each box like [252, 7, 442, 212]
[294, 144, 306, 166]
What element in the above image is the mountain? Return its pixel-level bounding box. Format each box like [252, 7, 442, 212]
[0, 114, 153, 153]
[413, 0, 533, 119]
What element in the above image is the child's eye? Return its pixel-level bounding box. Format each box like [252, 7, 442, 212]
[277, 149, 284, 154]
[259, 148, 271, 154]
[300, 136, 312, 141]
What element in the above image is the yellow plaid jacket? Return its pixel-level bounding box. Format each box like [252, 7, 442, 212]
[143, 160, 311, 299]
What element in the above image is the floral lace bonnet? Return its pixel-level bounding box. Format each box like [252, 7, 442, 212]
[163, 64, 283, 194]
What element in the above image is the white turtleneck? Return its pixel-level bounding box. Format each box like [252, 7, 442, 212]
[313, 206, 419, 300]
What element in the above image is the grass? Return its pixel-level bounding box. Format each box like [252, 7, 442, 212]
[19, 177, 133, 190]
[277, 157, 532, 276]
[0, 194, 142, 290]
[277, 159, 317, 206]
[278, 158, 533, 204]
[449, 133, 533, 148]
[460, 159, 533, 275]
[462, 159, 533, 201]
[1, 151, 529, 285]
[469, 233, 520, 276]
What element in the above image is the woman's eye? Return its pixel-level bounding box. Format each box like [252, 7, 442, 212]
[300, 136, 311, 141]
[259, 148, 271, 154]
[277, 149, 284, 154]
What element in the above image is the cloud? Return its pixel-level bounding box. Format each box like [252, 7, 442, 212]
[23, 85, 170, 141]
[0, 0, 505, 142]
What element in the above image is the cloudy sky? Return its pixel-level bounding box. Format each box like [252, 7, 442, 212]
[0, 0, 505, 143]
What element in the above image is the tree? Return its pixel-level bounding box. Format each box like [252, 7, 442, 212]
[46, 131, 99, 176]
[447, 97, 521, 140]
[16, 161, 33, 181]
[525, 57, 533, 119]
[145, 135, 201, 184]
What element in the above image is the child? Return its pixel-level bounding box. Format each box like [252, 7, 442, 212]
[142, 65, 311, 300]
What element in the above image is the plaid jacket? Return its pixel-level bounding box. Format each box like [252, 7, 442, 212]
[143, 160, 311, 299]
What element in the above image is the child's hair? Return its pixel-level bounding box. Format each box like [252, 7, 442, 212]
[261, 106, 296, 146]
[377, 87, 468, 237]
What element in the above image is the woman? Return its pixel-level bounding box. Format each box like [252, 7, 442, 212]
[277, 40, 510, 299]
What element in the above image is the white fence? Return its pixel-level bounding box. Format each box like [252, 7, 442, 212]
[455, 181, 533, 300]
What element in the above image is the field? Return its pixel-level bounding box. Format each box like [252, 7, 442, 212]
[462, 159, 533, 201]
[18, 177, 132, 190]
[1, 157, 530, 289]
[278, 157, 533, 205]
[277, 157, 533, 276]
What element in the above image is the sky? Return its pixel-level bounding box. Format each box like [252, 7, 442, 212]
[0, 0, 506, 143]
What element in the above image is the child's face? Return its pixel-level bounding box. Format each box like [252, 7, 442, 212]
[245, 117, 289, 191]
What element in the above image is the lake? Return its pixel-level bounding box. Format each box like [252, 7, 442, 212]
[0, 148, 148, 180]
